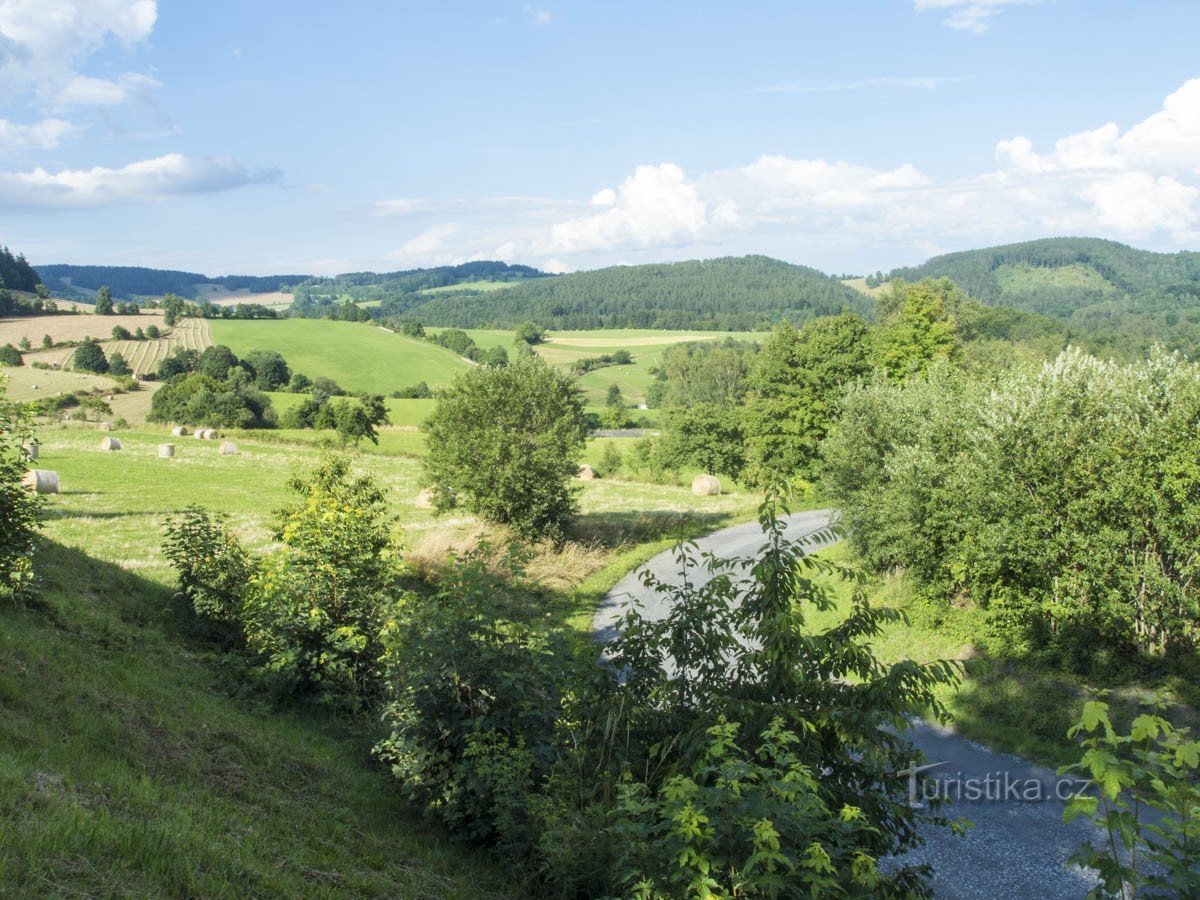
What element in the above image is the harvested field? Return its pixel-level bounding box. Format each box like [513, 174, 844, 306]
[0, 312, 167, 348]
[99, 317, 212, 376]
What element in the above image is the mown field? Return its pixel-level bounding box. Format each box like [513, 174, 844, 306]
[428, 327, 759, 408]
[210, 319, 470, 393]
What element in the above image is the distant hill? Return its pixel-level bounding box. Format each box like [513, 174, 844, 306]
[873, 238, 1200, 320]
[289, 261, 549, 317]
[403, 256, 872, 330]
[37, 265, 308, 301]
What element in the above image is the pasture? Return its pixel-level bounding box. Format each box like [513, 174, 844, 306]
[429, 326, 759, 406]
[210, 319, 470, 393]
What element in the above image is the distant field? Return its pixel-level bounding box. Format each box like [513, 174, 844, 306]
[416, 280, 523, 295]
[842, 277, 889, 297]
[0, 311, 168, 348]
[195, 285, 294, 309]
[101, 318, 212, 377]
[429, 327, 758, 406]
[211, 319, 470, 393]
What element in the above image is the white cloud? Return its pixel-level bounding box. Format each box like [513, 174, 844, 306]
[52, 71, 159, 109]
[0, 116, 80, 149]
[522, 4, 551, 25]
[528, 163, 709, 256]
[913, 0, 1039, 34]
[0, 153, 279, 207]
[0, 0, 158, 104]
[366, 77, 1200, 272]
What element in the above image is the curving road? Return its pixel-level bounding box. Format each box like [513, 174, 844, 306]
[592, 511, 1101, 899]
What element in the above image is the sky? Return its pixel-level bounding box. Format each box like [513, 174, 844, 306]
[1, 0, 1199, 277]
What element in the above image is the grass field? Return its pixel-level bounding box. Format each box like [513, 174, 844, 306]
[0, 312, 169, 349]
[211, 319, 470, 393]
[428, 327, 759, 407]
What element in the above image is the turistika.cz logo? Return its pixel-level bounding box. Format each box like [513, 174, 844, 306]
[897, 760, 1093, 808]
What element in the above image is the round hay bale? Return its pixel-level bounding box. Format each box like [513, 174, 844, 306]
[99, 437, 122, 451]
[24, 442, 38, 461]
[171, 425, 190, 437]
[21, 470, 59, 494]
[158, 443, 176, 459]
[691, 474, 721, 496]
[577, 464, 598, 480]
[193, 429, 207, 439]
[218, 441, 237, 456]
[208, 430, 222, 440]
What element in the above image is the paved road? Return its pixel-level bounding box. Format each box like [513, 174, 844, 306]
[592, 511, 1101, 899]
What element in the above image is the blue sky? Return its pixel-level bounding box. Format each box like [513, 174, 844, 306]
[2, 1, 1199, 276]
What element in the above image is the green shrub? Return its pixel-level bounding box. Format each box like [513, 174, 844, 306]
[0, 377, 40, 599]
[72, 338, 108, 373]
[162, 505, 251, 642]
[423, 356, 586, 540]
[241, 455, 400, 706]
[0, 343, 24, 367]
[1061, 700, 1200, 896]
[374, 548, 566, 851]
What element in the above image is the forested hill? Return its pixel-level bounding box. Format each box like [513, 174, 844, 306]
[404, 256, 872, 330]
[289, 260, 547, 317]
[873, 238, 1200, 320]
[0, 245, 41, 293]
[37, 265, 308, 301]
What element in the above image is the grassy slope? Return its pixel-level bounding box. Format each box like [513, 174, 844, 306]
[210, 319, 470, 393]
[1, 426, 760, 893]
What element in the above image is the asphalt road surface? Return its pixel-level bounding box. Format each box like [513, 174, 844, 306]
[592, 510, 1102, 898]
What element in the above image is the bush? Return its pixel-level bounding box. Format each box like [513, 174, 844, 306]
[0, 344, 22, 367]
[1060, 700, 1200, 896]
[423, 356, 587, 540]
[822, 349, 1200, 667]
[148, 372, 275, 429]
[240, 456, 400, 706]
[0, 378, 40, 599]
[162, 505, 251, 640]
[72, 338, 107, 373]
[375, 548, 567, 849]
[107, 352, 132, 377]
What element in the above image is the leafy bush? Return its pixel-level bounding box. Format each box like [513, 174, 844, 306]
[148, 371, 275, 429]
[374, 548, 567, 850]
[161, 505, 251, 640]
[822, 348, 1200, 668]
[240, 455, 400, 706]
[0, 344, 22, 367]
[542, 501, 960, 897]
[0, 378, 40, 599]
[72, 338, 108, 373]
[423, 356, 587, 540]
[1061, 700, 1200, 897]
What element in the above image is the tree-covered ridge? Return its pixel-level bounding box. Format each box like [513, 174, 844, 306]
[404, 255, 873, 330]
[0, 246, 41, 294]
[36, 265, 308, 301]
[288, 260, 548, 317]
[873, 237, 1200, 313]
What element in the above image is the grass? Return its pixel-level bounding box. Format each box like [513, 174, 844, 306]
[210, 319, 470, 394]
[805, 542, 1198, 768]
[0, 542, 513, 897]
[3, 422, 764, 894]
[427, 327, 758, 407]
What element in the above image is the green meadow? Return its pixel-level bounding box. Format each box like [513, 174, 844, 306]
[210, 319, 470, 393]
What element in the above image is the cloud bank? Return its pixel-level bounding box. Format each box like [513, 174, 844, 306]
[378, 77, 1200, 272]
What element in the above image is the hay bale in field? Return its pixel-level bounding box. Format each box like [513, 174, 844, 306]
[158, 443, 176, 459]
[24, 442, 38, 461]
[21, 470, 59, 494]
[171, 426, 190, 437]
[99, 437, 122, 451]
[218, 441, 237, 456]
[691, 474, 721, 496]
[193, 429, 207, 439]
[577, 464, 598, 480]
